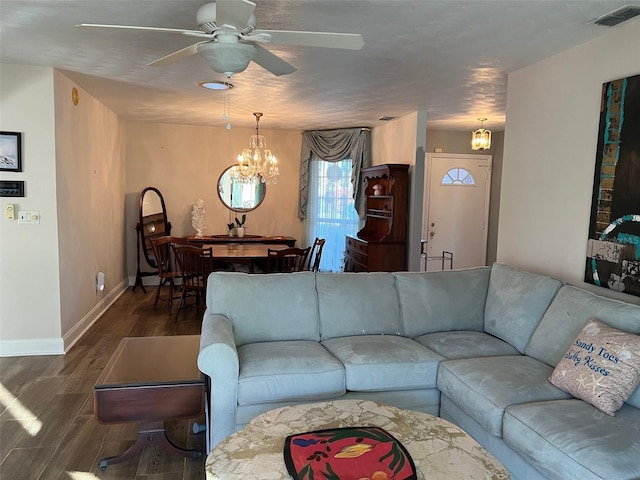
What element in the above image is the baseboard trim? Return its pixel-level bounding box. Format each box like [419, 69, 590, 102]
[0, 337, 65, 357]
[62, 278, 129, 352]
[0, 279, 129, 357]
[128, 275, 160, 286]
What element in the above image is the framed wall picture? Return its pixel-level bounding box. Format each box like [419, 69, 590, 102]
[585, 73, 640, 297]
[0, 131, 23, 172]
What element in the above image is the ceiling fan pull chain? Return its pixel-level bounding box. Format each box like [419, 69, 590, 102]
[225, 82, 232, 130]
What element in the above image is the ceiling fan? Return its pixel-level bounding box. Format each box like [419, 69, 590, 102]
[77, 0, 364, 77]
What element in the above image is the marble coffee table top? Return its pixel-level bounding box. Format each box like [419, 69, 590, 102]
[206, 399, 509, 480]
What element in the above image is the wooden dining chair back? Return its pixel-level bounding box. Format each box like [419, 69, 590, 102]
[305, 237, 326, 272]
[173, 245, 214, 320]
[150, 236, 186, 313]
[267, 247, 311, 273]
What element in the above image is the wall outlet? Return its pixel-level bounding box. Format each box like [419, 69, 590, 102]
[96, 272, 105, 292]
[17, 210, 40, 224]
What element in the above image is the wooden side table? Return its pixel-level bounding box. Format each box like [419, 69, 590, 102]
[94, 335, 204, 470]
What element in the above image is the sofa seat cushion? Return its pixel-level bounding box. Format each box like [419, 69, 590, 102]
[237, 341, 345, 406]
[414, 331, 520, 359]
[504, 399, 640, 480]
[437, 356, 571, 437]
[321, 335, 443, 391]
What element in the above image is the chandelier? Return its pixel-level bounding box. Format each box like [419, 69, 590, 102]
[233, 112, 279, 184]
[471, 117, 491, 151]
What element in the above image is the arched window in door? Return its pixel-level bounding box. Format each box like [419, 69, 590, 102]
[441, 168, 476, 185]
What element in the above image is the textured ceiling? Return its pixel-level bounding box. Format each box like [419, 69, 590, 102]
[1, 0, 636, 131]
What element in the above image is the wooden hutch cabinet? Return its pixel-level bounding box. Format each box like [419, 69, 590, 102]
[344, 163, 409, 272]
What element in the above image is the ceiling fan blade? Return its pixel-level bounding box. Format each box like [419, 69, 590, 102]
[216, 0, 256, 29]
[76, 23, 203, 36]
[147, 42, 202, 67]
[252, 44, 297, 76]
[251, 30, 364, 50]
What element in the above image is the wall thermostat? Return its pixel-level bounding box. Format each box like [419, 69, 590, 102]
[5, 203, 15, 219]
[0, 180, 25, 197]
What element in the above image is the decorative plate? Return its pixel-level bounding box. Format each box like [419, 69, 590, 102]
[284, 426, 417, 480]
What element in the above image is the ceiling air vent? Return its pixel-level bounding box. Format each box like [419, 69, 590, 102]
[592, 5, 640, 26]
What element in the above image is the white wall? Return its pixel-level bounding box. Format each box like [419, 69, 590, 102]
[0, 66, 127, 356]
[498, 19, 640, 304]
[0, 65, 62, 354]
[371, 112, 426, 271]
[54, 71, 127, 347]
[124, 121, 304, 281]
[372, 113, 420, 167]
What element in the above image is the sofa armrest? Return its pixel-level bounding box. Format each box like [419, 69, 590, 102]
[198, 311, 239, 449]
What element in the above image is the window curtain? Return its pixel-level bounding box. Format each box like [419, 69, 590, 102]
[298, 128, 371, 220]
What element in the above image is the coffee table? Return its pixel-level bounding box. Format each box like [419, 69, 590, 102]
[94, 335, 204, 470]
[205, 399, 509, 479]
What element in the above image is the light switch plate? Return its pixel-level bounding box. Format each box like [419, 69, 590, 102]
[18, 210, 40, 224]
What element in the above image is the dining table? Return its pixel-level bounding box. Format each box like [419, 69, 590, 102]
[187, 235, 296, 247]
[203, 243, 289, 273]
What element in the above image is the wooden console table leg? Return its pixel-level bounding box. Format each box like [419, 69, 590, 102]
[98, 420, 202, 470]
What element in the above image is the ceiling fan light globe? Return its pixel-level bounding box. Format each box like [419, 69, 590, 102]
[197, 42, 257, 74]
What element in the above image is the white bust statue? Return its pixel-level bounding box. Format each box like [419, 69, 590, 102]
[191, 198, 206, 238]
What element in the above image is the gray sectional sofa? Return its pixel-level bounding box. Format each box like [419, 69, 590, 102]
[197, 263, 640, 480]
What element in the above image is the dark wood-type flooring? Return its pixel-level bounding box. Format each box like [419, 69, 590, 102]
[0, 286, 207, 480]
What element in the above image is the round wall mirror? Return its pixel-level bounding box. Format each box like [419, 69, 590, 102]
[217, 166, 266, 212]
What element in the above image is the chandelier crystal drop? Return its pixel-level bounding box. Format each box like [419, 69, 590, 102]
[471, 117, 491, 151]
[233, 112, 279, 184]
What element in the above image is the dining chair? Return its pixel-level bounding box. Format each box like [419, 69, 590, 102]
[305, 237, 326, 272]
[266, 247, 311, 273]
[150, 236, 185, 314]
[173, 245, 215, 321]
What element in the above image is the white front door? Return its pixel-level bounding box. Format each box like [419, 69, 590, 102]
[422, 153, 491, 271]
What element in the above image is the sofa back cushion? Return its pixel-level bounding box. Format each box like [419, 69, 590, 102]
[484, 263, 562, 353]
[526, 285, 640, 409]
[206, 272, 320, 346]
[317, 273, 402, 340]
[395, 268, 490, 338]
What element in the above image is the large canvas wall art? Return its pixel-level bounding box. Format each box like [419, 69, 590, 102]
[585, 73, 640, 297]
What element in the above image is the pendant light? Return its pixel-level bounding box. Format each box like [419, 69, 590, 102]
[471, 118, 491, 151]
